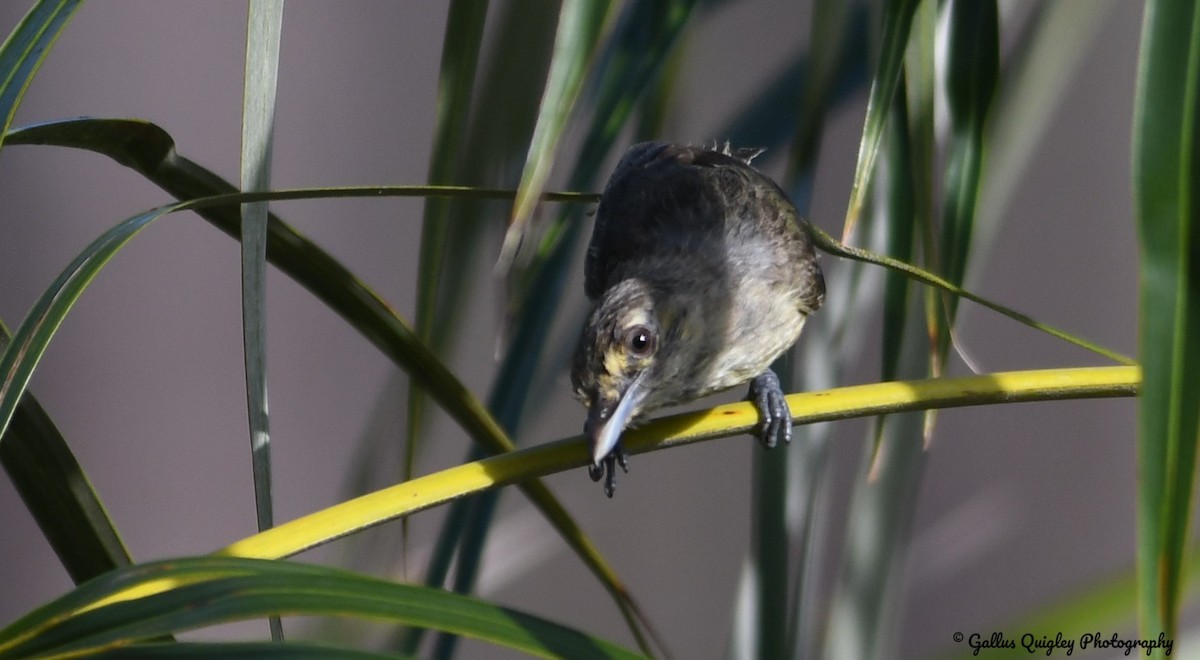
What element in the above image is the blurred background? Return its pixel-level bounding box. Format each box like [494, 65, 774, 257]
[0, 1, 1158, 658]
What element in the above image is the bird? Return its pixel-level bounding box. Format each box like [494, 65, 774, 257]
[571, 141, 826, 497]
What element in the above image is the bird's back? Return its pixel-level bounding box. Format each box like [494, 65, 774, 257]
[585, 141, 825, 317]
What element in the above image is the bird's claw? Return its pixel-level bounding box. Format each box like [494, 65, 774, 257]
[588, 445, 629, 498]
[749, 369, 792, 448]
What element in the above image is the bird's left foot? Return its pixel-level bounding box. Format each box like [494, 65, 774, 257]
[588, 445, 629, 498]
[748, 369, 792, 448]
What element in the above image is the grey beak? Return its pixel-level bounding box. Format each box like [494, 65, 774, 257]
[584, 377, 645, 467]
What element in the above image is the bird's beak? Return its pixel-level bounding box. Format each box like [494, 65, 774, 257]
[584, 375, 646, 467]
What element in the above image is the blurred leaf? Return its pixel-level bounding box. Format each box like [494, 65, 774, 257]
[842, 0, 919, 239]
[934, 0, 998, 364]
[399, 10, 560, 629]
[499, 0, 617, 269]
[785, 0, 855, 198]
[0, 0, 83, 148]
[718, 10, 869, 160]
[428, 5, 701, 657]
[0, 321, 133, 584]
[0, 557, 642, 660]
[86, 642, 403, 659]
[873, 71, 919, 450]
[941, 543, 1200, 659]
[824, 72, 928, 660]
[1131, 0, 1200, 640]
[974, 0, 1118, 260]
[731, 3, 861, 658]
[407, 0, 489, 498]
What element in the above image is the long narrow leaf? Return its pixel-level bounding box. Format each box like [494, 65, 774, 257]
[842, 0, 919, 239]
[407, 0, 490, 498]
[87, 642, 399, 659]
[0, 0, 83, 148]
[498, 0, 616, 269]
[240, 0, 285, 546]
[0, 557, 641, 660]
[0, 321, 133, 584]
[240, 0, 286, 641]
[431, 4, 699, 655]
[934, 0, 998, 363]
[1131, 0, 1200, 640]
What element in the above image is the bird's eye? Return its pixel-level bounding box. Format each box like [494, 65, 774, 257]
[623, 325, 656, 358]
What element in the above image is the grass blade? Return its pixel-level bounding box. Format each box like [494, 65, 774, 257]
[407, 0, 489, 499]
[0, 321, 134, 584]
[240, 0, 284, 542]
[429, 5, 700, 655]
[86, 641, 398, 659]
[974, 0, 1119, 257]
[240, 0, 286, 641]
[0, 0, 82, 148]
[0, 557, 642, 660]
[934, 0, 998, 363]
[498, 0, 616, 269]
[717, 12, 869, 157]
[1131, 0, 1200, 640]
[0, 204, 165, 443]
[841, 0, 919, 239]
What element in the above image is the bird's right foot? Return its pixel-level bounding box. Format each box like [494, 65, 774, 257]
[588, 445, 629, 498]
[748, 369, 793, 448]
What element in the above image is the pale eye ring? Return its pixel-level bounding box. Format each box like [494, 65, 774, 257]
[623, 324, 657, 358]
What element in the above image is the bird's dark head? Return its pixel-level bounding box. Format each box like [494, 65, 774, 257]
[571, 276, 701, 467]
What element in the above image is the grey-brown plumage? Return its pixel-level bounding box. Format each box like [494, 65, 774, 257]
[571, 141, 825, 496]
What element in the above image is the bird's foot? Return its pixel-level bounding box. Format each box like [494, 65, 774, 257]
[748, 369, 792, 448]
[587, 444, 629, 498]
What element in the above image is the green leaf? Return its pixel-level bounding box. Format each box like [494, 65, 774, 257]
[974, 1, 1119, 258]
[940, 543, 1200, 659]
[1131, 0, 1200, 641]
[426, 5, 701, 656]
[398, 10, 563, 645]
[0, 0, 83, 148]
[240, 1, 286, 640]
[499, 0, 616, 268]
[0, 204, 163, 444]
[407, 0, 490, 497]
[717, 13, 868, 159]
[823, 70, 928, 660]
[86, 642, 404, 659]
[935, 0, 998, 361]
[0, 321, 134, 584]
[785, 0, 854, 189]
[240, 0, 284, 542]
[841, 0, 919, 238]
[0, 557, 642, 660]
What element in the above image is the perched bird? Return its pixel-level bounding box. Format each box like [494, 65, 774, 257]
[571, 141, 825, 497]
